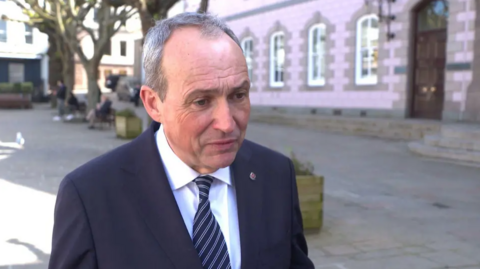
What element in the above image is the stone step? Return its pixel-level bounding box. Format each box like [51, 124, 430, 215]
[250, 112, 441, 141]
[408, 141, 480, 164]
[441, 125, 480, 140]
[424, 135, 480, 152]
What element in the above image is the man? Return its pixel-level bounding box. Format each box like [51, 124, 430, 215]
[132, 82, 141, 107]
[86, 95, 112, 129]
[53, 80, 66, 121]
[49, 13, 314, 269]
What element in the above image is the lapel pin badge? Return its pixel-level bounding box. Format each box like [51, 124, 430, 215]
[250, 172, 256, 180]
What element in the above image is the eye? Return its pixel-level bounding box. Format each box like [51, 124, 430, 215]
[235, 93, 246, 99]
[194, 99, 208, 106]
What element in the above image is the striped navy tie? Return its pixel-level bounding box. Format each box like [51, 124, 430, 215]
[193, 175, 231, 269]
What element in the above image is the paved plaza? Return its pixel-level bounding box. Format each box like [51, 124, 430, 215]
[1, 100, 480, 269]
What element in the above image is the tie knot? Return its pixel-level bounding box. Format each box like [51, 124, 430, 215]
[194, 175, 214, 198]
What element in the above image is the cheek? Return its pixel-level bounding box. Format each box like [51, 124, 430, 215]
[180, 113, 212, 141]
[233, 103, 251, 130]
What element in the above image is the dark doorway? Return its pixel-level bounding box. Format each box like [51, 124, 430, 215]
[411, 0, 448, 120]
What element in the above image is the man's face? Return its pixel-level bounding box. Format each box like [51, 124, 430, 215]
[143, 27, 251, 174]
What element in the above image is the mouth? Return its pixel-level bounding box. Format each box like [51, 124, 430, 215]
[209, 139, 237, 146]
[207, 139, 237, 151]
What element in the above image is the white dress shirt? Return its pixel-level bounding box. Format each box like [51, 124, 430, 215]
[155, 125, 241, 269]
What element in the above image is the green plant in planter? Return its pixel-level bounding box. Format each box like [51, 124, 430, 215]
[115, 108, 137, 117]
[290, 151, 315, 176]
[115, 108, 143, 139]
[290, 151, 324, 233]
[20, 82, 33, 94]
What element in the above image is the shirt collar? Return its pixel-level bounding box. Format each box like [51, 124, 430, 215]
[155, 124, 231, 191]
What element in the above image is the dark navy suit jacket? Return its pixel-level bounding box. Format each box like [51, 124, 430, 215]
[49, 122, 315, 269]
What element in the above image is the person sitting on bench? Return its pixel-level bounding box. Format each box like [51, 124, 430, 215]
[87, 95, 112, 129]
[65, 91, 80, 121]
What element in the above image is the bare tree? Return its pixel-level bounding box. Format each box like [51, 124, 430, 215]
[132, 0, 179, 38]
[13, 0, 136, 110]
[197, 0, 209, 13]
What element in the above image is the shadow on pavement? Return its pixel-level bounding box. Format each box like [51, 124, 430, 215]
[0, 239, 50, 269]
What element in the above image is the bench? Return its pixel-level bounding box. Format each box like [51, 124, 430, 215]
[0, 94, 32, 109]
[93, 108, 116, 129]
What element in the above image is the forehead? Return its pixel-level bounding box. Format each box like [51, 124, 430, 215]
[162, 27, 246, 83]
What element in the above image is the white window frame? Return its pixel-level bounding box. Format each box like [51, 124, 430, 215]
[0, 20, 7, 43]
[25, 24, 33, 44]
[355, 14, 379, 85]
[241, 37, 253, 85]
[270, 31, 285, 88]
[308, 23, 326, 86]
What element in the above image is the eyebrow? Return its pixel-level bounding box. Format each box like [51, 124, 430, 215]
[185, 80, 250, 101]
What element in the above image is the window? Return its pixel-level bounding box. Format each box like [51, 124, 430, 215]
[0, 20, 7, 42]
[25, 24, 33, 44]
[104, 40, 111, 55]
[356, 15, 379, 85]
[270, 32, 285, 87]
[119, 70, 127, 75]
[9, 63, 25, 83]
[308, 24, 326, 86]
[417, 0, 449, 32]
[241, 38, 253, 83]
[120, 41, 127, 56]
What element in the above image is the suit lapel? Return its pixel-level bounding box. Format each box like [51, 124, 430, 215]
[122, 122, 203, 269]
[232, 143, 264, 269]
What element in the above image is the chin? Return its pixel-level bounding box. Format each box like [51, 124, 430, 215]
[210, 151, 237, 169]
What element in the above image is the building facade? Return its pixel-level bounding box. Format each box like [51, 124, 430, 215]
[0, 0, 49, 96]
[191, 0, 479, 122]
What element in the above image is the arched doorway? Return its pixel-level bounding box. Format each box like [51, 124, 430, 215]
[411, 0, 449, 120]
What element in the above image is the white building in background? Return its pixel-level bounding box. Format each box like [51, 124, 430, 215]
[0, 0, 49, 96]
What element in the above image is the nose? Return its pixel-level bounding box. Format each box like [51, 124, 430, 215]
[213, 100, 235, 134]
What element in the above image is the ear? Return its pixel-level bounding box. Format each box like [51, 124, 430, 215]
[140, 85, 163, 123]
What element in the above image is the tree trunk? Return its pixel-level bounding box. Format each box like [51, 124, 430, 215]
[47, 36, 63, 90]
[139, 7, 155, 38]
[85, 61, 101, 112]
[61, 47, 75, 95]
[197, 0, 209, 13]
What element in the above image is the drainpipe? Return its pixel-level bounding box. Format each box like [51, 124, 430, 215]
[459, 0, 471, 121]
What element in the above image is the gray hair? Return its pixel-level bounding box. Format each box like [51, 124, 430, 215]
[142, 12, 242, 101]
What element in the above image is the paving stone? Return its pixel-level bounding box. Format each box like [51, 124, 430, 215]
[401, 246, 435, 255]
[321, 245, 362, 256]
[344, 255, 441, 269]
[352, 248, 405, 260]
[351, 240, 404, 252]
[420, 251, 480, 267]
[425, 240, 478, 251]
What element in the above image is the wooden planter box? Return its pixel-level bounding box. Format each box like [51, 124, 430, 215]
[115, 116, 143, 139]
[297, 175, 324, 233]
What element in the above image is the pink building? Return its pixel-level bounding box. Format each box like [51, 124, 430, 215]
[181, 0, 480, 122]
